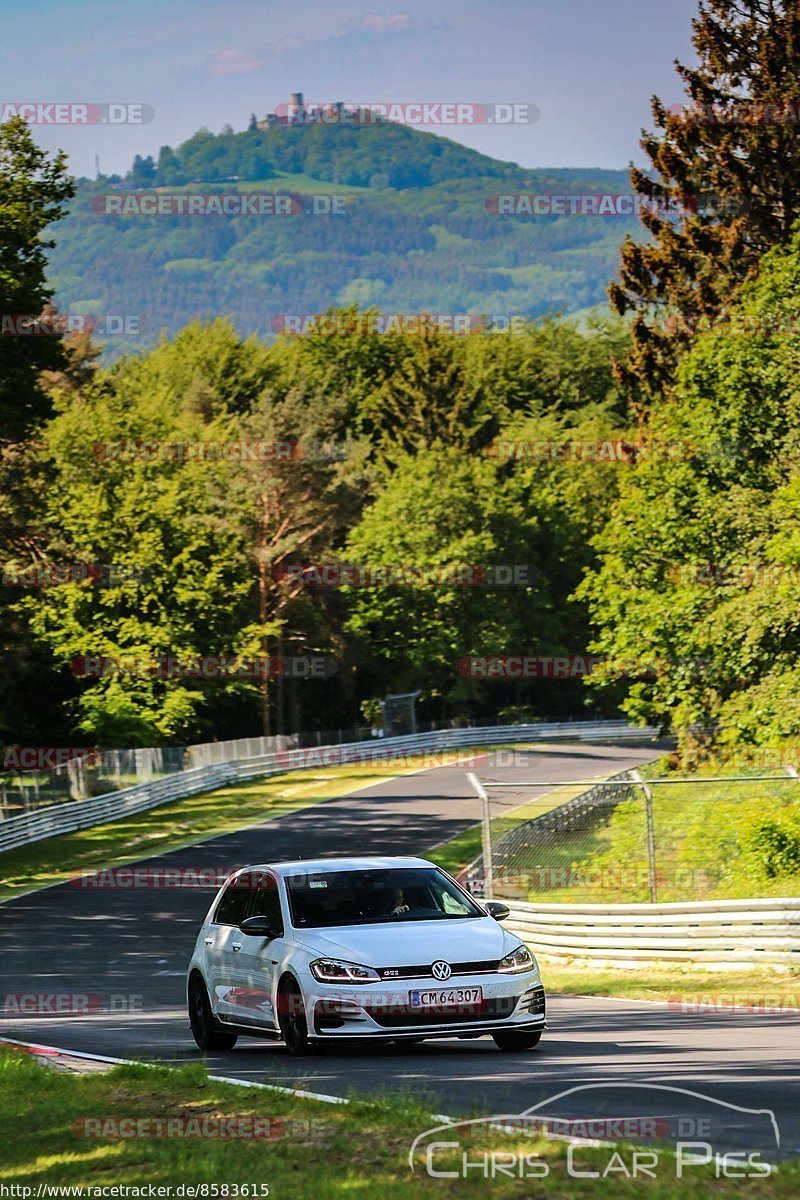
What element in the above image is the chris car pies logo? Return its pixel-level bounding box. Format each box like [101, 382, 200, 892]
[408, 1084, 779, 1181]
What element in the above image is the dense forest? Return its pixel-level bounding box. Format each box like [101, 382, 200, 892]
[4, 0, 800, 756]
[47, 119, 643, 359]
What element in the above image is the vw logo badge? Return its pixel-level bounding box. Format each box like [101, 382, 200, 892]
[431, 960, 452, 981]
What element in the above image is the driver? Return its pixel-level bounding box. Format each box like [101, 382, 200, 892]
[382, 887, 409, 915]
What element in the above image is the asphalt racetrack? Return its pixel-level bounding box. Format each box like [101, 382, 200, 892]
[1, 741, 798, 1159]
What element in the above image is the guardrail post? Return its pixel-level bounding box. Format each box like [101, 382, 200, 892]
[631, 768, 657, 903]
[467, 772, 493, 900]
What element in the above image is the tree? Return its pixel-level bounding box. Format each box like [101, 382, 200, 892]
[609, 0, 800, 402]
[0, 116, 74, 439]
[343, 446, 568, 716]
[226, 384, 365, 735]
[0, 117, 74, 743]
[128, 154, 156, 187]
[357, 322, 501, 459]
[156, 145, 184, 186]
[24, 325, 269, 745]
[582, 226, 800, 746]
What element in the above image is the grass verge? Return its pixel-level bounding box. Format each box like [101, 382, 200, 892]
[426, 779, 595, 878]
[500, 765, 800, 904]
[540, 962, 800, 1005]
[0, 1047, 794, 1196]
[0, 750, 486, 905]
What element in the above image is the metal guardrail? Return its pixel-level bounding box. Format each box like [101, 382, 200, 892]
[0, 746, 186, 818]
[490, 768, 638, 869]
[500, 897, 800, 968]
[0, 719, 658, 853]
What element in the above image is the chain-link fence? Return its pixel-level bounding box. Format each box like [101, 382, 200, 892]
[0, 712, 634, 820]
[0, 747, 186, 819]
[465, 767, 800, 903]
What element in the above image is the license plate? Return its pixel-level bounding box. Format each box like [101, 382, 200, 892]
[409, 987, 483, 1008]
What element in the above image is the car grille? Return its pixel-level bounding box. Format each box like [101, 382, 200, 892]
[365, 996, 518, 1028]
[375, 960, 500, 980]
[518, 985, 546, 1016]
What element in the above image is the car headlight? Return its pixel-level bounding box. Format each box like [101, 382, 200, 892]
[498, 945, 536, 974]
[309, 958, 380, 984]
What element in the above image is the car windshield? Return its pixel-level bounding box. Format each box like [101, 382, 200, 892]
[285, 867, 484, 928]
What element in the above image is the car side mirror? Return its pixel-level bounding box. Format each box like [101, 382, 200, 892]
[484, 901, 510, 922]
[240, 915, 279, 939]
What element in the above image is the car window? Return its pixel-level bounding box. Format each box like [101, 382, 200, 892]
[250, 878, 284, 937]
[286, 867, 483, 928]
[214, 876, 253, 927]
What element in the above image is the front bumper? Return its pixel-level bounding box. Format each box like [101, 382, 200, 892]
[303, 971, 546, 1039]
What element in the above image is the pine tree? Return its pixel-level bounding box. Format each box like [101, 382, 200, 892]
[610, 0, 800, 403]
[0, 116, 74, 439]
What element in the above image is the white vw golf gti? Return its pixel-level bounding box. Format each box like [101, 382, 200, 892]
[187, 856, 546, 1054]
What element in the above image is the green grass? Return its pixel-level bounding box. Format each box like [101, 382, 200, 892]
[479, 766, 800, 904]
[0, 751, 483, 904]
[427, 822, 485, 877]
[542, 962, 800, 1005]
[1, 1047, 795, 1195]
[0, 740, 538, 904]
[149, 173, 371, 195]
[426, 779, 599, 878]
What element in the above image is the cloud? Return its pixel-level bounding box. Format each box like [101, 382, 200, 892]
[261, 12, 432, 66]
[273, 35, 308, 53]
[207, 49, 262, 76]
[344, 13, 420, 35]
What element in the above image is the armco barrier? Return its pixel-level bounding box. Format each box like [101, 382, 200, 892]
[0, 719, 658, 853]
[501, 897, 800, 969]
[489, 767, 638, 874]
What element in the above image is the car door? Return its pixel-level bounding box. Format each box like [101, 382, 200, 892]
[225, 871, 288, 1032]
[204, 873, 254, 1021]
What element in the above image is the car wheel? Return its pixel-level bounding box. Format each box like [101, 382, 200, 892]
[278, 976, 313, 1055]
[188, 974, 238, 1051]
[492, 1030, 542, 1052]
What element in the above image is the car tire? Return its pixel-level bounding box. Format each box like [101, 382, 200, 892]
[277, 976, 313, 1056]
[188, 974, 238, 1052]
[492, 1030, 542, 1052]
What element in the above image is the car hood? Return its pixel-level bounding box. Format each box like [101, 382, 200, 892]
[293, 917, 516, 965]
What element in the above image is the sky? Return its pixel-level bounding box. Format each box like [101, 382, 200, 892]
[0, 0, 701, 179]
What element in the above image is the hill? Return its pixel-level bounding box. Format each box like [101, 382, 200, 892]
[46, 120, 641, 356]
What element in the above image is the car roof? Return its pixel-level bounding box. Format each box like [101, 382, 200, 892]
[236, 856, 435, 878]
